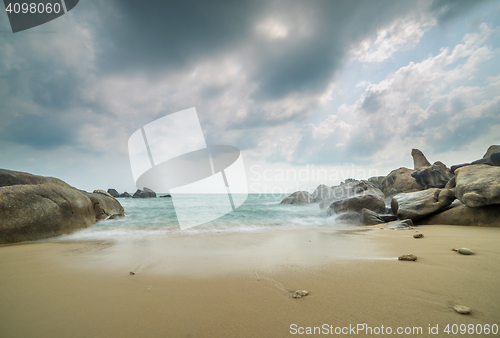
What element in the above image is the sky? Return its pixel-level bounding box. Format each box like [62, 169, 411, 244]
[1, 0, 499, 194]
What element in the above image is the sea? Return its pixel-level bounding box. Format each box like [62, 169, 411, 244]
[60, 193, 344, 240]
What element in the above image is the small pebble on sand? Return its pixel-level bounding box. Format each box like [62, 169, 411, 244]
[454, 305, 471, 314]
[453, 248, 475, 255]
[458, 248, 475, 255]
[413, 233, 424, 239]
[293, 290, 309, 298]
[398, 254, 417, 261]
[129, 271, 135, 275]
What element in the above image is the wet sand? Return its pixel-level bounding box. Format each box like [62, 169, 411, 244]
[0, 225, 499, 337]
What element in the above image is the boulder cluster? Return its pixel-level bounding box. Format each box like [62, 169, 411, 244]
[280, 145, 500, 227]
[107, 187, 158, 198]
[0, 169, 125, 244]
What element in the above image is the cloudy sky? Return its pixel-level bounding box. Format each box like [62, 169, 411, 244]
[1, 0, 499, 194]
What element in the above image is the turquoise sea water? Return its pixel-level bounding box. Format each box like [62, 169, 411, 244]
[60, 194, 344, 240]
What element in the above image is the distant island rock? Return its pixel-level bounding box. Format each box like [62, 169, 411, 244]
[132, 187, 157, 198]
[107, 189, 120, 197]
[106, 188, 158, 198]
[0, 169, 125, 244]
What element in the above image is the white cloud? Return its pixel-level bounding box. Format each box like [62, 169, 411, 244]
[274, 23, 500, 169]
[351, 14, 436, 63]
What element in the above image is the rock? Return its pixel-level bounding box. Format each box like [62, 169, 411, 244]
[454, 164, 500, 207]
[451, 145, 500, 173]
[93, 189, 114, 198]
[368, 176, 385, 190]
[415, 201, 500, 227]
[133, 187, 157, 198]
[119, 192, 131, 198]
[311, 184, 334, 203]
[160, 194, 172, 198]
[0, 183, 95, 243]
[292, 290, 309, 298]
[107, 189, 120, 197]
[380, 214, 398, 222]
[391, 188, 455, 221]
[328, 194, 386, 215]
[320, 179, 385, 211]
[458, 248, 475, 255]
[81, 191, 124, 220]
[0, 169, 72, 188]
[482, 145, 500, 164]
[386, 219, 414, 230]
[411, 149, 432, 170]
[453, 305, 471, 314]
[411, 162, 453, 190]
[413, 233, 424, 238]
[445, 176, 456, 189]
[380, 167, 422, 197]
[129, 271, 135, 275]
[280, 191, 314, 204]
[0, 169, 125, 244]
[141, 187, 157, 198]
[398, 254, 417, 261]
[360, 208, 397, 225]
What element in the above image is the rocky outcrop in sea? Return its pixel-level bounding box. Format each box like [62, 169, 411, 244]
[0, 169, 125, 244]
[281, 145, 500, 227]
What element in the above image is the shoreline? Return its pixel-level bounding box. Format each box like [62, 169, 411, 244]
[1, 225, 499, 337]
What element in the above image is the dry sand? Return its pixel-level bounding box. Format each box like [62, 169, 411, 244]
[0, 225, 499, 337]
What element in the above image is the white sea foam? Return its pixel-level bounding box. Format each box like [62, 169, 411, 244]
[56, 194, 346, 241]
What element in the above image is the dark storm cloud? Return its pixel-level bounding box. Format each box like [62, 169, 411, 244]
[0, 53, 90, 149]
[93, 0, 264, 74]
[430, 0, 494, 24]
[94, 0, 423, 101]
[3, 114, 74, 149]
[0, 0, 491, 153]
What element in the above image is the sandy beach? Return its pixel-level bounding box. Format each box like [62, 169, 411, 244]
[1, 225, 499, 337]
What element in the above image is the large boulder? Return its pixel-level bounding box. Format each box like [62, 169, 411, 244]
[0, 169, 125, 244]
[416, 201, 500, 227]
[280, 191, 314, 204]
[368, 176, 385, 190]
[411, 162, 453, 190]
[319, 179, 384, 211]
[360, 208, 397, 225]
[451, 145, 500, 173]
[380, 167, 422, 197]
[411, 149, 431, 170]
[327, 194, 386, 216]
[0, 169, 72, 188]
[483, 145, 500, 164]
[81, 191, 124, 220]
[454, 164, 500, 207]
[311, 184, 334, 203]
[0, 184, 95, 243]
[93, 189, 114, 198]
[391, 188, 455, 221]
